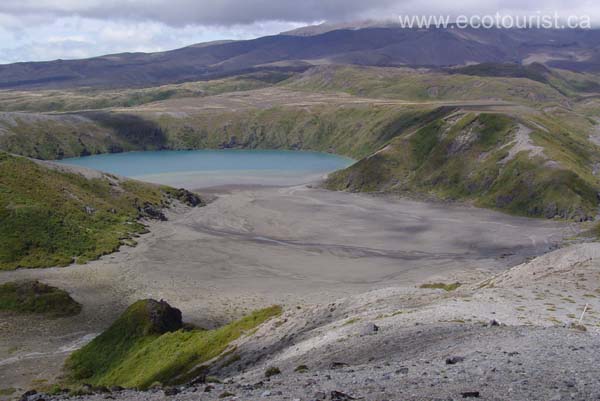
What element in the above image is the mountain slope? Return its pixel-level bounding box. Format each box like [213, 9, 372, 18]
[326, 112, 599, 220]
[0, 152, 203, 270]
[2, 27, 600, 89]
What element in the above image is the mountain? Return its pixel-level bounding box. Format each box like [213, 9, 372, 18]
[2, 26, 600, 89]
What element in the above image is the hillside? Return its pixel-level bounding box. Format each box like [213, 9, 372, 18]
[65, 301, 281, 389]
[326, 111, 600, 219]
[1, 63, 599, 219]
[1, 27, 600, 90]
[0, 152, 203, 270]
[29, 242, 600, 401]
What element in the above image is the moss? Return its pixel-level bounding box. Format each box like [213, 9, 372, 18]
[420, 282, 462, 292]
[0, 280, 81, 317]
[65, 303, 282, 389]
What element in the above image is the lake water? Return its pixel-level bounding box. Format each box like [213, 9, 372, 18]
[57, 150, 354, 189]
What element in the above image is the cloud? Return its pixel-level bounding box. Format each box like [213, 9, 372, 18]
[0, 0, 598, 63]
[0, 0, 598, 27]
[0, 16, 305, 64]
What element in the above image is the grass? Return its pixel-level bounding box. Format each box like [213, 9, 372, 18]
[420, 282, 462, 292]
[0, 388, 15, 396]
[0, 74, 277, 113]
[0, 152, 200, 270]
[294, 365, 309, 373]
[1, 66, 599, 220]
[0, 280, 81, 317]
[284, 65, 567, 106]
[65, 303, 282, 389]
[327, 112, 600, 220]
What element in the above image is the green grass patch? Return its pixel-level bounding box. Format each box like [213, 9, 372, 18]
[0, 152, 200, 269]
[0, 388, 15, 396]
[420, 282, 462, 292]
[0, 280, 81, 317]
[65, 302, 281, 389]
[294, 364, 309, 373]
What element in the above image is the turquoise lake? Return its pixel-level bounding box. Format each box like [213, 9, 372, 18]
[58, 150, 355, 189]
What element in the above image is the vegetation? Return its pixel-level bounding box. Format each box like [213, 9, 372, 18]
[264, 366, 281, 378]
[284, 65, 568, 106]
[0, 152, 200, 269]
[0, 280, 81, 317]
[0, 73, 281, 113]
[327, 113, 600, 220]
[294, 364, 309, 373]
[0, 64, 599, 220]
[65, 301, 282, 389]
[420, 282, 462, 292]
[0, 388, 15, 397]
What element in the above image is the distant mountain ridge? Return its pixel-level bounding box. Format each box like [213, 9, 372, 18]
[2, 26, 600, 89]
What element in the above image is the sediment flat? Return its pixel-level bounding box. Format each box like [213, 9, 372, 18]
[0, 185, 572, 390]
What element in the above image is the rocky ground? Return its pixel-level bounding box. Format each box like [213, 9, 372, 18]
[22, 242, 600, 401]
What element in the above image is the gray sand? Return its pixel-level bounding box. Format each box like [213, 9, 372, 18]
[0, 185, 573, 391]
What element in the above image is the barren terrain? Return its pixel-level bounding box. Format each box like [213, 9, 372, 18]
[0, 183, 573, 393]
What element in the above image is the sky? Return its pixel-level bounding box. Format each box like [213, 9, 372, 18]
[0, 0, 598, 64]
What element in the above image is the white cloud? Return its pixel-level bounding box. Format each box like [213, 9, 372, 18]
[0, 16, 304, 63]
[0, 0, 598, 63]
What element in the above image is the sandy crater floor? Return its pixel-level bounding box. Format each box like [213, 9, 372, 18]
[0, 185, 573, 391]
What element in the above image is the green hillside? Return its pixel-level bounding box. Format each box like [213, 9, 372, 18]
[0, 65, 599, 220]
[0, 153, 203, 270]
[65, 300, 281, 389]
[326, 112, 599, 220]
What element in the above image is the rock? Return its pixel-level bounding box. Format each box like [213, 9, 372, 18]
[461, 391, 481, 398]
[138, 203, 167, 221]
[171, 188, 204, 207]
[189, 372, 207, 385]
[261, 390, 272, 397]
[163, 387, 180, 396]
[204, 385, 214, 393]
[109, 386, 124, 392]
[446, 356, 465, 365]
[488, 319, 500, 327]
[330, 361, 349, 369]
[314, 391, 327, 400]
[331, 390, 355, 400]
[19, 391, 37, 401]
[395, 367, 409, 374]
[144, 299, 183, 335]
[84, 205, 95, 215]
[360, 322, 380, 335]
